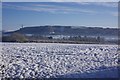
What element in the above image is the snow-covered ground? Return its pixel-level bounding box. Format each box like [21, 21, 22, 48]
[0, 43, 119, 78]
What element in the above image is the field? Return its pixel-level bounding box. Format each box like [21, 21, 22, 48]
[0, 43, 118, 78]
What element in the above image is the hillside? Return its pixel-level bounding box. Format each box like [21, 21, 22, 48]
[3, 26, 119, 37]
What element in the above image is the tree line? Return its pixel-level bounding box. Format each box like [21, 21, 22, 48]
[2, 32, 105, 44]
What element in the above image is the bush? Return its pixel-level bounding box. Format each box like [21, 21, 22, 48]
[2, 33, 28, 42]
[11, 33, 28, 42]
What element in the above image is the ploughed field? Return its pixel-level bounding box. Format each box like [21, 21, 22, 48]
[0, 43, 118, 78]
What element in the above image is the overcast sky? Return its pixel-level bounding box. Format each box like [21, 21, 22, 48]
[2, 2, 118, 31]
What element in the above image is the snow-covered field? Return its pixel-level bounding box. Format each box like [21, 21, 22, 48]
[0, 43, 118, 78]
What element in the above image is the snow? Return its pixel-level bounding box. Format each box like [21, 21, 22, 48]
[1, 43, 118, 78]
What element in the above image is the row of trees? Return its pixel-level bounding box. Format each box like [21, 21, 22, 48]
[2, 32, 105, 43]
[68, 36, 105, 43]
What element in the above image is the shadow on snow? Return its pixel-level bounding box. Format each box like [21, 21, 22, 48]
[53, 66, 119, 78]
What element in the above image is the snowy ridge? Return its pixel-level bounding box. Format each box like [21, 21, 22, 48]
[1, 43, 118, 78]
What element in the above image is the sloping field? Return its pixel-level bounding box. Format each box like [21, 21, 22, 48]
[0, 43, 118, 78]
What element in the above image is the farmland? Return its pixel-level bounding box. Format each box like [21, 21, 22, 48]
[0, 43, 118, 78]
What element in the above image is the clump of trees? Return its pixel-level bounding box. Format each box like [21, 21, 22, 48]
[2, 33, 28, 42]
[68, 36, 104, 43]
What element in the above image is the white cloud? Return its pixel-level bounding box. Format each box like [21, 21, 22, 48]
[3, 2, 118, 17]
[3, 3, 97, 14]
[95, 2, 118, 7]
[76, 2, 118, 8]
[2, 0, 120, 2]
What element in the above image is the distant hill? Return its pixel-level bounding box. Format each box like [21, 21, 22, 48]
[3, 26, 119, 37]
